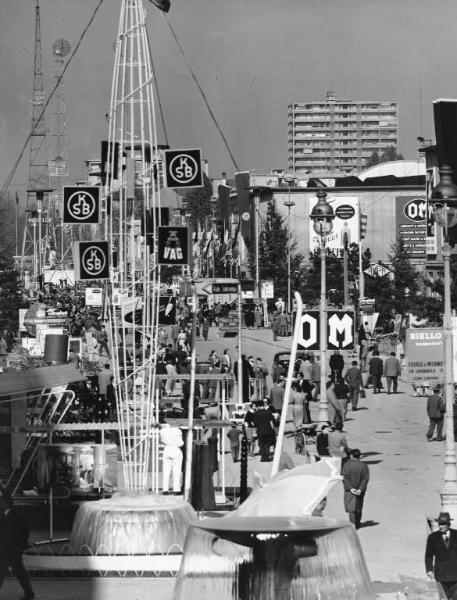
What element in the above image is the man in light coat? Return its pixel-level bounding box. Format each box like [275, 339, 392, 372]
[383, 351, 402, 394]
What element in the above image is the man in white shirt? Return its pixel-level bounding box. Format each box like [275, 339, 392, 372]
[160, 422, 184, 494]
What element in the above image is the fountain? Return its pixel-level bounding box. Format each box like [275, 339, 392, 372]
[70, 492, 195, 555]
[173, 516, 375, 600]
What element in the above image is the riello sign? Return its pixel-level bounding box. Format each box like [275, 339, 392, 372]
[298, 311, 355, 350]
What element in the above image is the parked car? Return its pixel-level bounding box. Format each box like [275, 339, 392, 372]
[273, 350, 309, 378]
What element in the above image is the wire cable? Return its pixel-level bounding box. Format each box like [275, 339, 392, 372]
[164, 14, 240, 172]
[0, 0, 106, 201]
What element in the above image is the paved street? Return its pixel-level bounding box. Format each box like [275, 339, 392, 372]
[2, 326, 446, 599]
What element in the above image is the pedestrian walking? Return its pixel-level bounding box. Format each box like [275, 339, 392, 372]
[98, 363, 113, 400]
[290, 382, 306, 429]
[328, 421, 349, 458]
[369, 350, 384, 394]
[341, 448, 370, 529]
[0, 494, 35, 600]
[326, 380, 343, 425]
[227, 423, 243, 462]
[96, 324, 111, 358]
[383, 351, 402, 393]
[269, 378, 285, 413]
[427, 386, 445, 442]
[316, 424, 331, 458]
[345, 361, 364, 411]
[160, 421, 184, 494]
[334, 376, 350, 421]
[329, 350, 345, 383]
[271, 312, 280, 341]
[221, 349, 232, 373]
[254, 357, 269, 399]
[253, 399, 276, 462]
[311, 357, 321, 400]
[426, 512, 457, 599]
[243, 403, 257, 457]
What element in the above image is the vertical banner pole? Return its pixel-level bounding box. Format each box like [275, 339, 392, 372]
[271, 291, 303, 476]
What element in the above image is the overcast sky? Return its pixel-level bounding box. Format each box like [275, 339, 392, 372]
[1, 0, 457, 198]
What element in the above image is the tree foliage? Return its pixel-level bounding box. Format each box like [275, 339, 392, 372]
[364, 240, 422, 328]
[299, 243, 362, 307]
[254, 202, 306, 302]
[0, 192, 26, 333]
[365, 146, 404, 168]
[184, 173, 214, 231]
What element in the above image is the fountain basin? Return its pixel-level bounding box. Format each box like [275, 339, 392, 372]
[24, 492, 196, 576]
[173, 515, 375, 600]
[70, 492, 196, 554]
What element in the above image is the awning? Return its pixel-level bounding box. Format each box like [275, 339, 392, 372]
[0, 365, 87, 400]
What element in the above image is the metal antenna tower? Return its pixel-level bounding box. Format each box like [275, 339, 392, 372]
[48, 38, 71, 271]
[21, 0, 50, 280]
[106, 0, 163, 491]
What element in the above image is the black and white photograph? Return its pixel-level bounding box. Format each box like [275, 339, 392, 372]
[1, 0, 457, 598]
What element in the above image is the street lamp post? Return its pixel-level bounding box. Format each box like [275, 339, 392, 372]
[430, 164, 457, 520]
[284, 195, 295, 315]
[342, 221, 350, 307]
[310, 189, 335, 425]
[210, 196, 217, 280]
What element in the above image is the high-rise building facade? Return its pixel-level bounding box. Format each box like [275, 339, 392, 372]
[288, 91, 398, 174]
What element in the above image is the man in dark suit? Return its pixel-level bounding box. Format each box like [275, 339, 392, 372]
[253, 400, 276, 462]
[427, 386, 445, 442]
[425, 512, 457, 599]
[341, 448, 370, 529]
[0, 494, 34, 600]
[368, 350, 384, 393]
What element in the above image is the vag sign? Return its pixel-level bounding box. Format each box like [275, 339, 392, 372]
[298, 311, 355, 350]
[403, 198, 427, 222]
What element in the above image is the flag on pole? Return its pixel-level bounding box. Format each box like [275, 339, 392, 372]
[360, 214, 368, 240]
[148, 0, 171, 13]
[15, 192, 19, 204]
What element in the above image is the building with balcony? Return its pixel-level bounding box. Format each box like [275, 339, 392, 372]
[288, 91, 399, 174]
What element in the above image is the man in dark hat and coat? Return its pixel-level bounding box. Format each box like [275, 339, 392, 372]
[341, 448, 370, 529]
[426, 511, 457, 599]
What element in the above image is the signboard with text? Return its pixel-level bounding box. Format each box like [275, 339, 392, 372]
[297, 310, 355, 350]
[406, 328, 444, 385]
[157, 227, 190, 266]
[396, 196, 429, 258]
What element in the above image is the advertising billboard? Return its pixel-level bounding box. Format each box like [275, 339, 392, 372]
[396, 196, 429, 258]
[406, 328, 444, 385]
[309, 197, 360, 251]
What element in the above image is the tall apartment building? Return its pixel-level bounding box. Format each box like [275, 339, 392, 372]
[288, 91, 398, 174]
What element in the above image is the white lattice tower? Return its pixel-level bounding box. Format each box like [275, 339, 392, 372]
[48, 39, 71, 269]
[21, 0, 50, 279]
[105, 0, 162, 491]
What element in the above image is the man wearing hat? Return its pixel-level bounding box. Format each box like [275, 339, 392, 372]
[425, 512, 457, 598]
